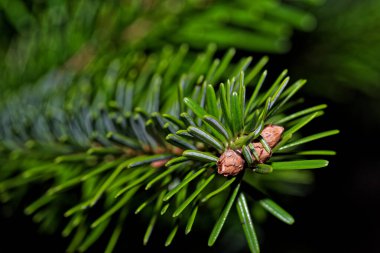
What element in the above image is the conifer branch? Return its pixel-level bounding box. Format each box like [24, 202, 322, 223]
[0, 45, 337, 252]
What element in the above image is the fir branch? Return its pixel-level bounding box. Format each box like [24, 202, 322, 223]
[0, 46, 337, 253]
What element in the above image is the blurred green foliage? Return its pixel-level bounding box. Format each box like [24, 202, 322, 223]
[0, 0, 319, 95]
[3, 0, 378, 104]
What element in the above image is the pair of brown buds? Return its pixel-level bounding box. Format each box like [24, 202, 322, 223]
[217, 125, 284, 177]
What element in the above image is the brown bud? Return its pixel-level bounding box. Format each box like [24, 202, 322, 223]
[217, 149, 245, 177]
[252, 124, 284, 163]
[252, 142, 270, 163]
[150, 159, 170, 168]
[260, 125, 284, 147]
